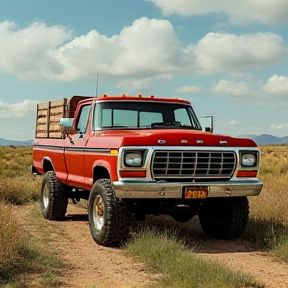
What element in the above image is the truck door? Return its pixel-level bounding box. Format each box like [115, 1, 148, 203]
[65, 103, 92, 188]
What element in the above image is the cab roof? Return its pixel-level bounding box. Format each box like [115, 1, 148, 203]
[74, 94, 191, 106]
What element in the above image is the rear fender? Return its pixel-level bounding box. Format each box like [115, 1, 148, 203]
[43, 157, 55, 173]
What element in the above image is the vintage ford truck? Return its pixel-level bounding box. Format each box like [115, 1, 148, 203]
[32, 94, 263, 246]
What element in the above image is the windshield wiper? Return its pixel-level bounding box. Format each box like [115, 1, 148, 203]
[151, 121, 182, 128]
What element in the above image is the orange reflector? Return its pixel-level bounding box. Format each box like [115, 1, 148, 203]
[236, 170, 258, 177]
[120, 171, 146, 178]
[110, 149, 118, 155]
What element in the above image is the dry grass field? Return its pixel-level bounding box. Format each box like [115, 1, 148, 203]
[1, 145, 288, 287]
[245, 145, 288, 258]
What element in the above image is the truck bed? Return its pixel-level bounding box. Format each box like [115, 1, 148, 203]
[35, 96, 94, 138]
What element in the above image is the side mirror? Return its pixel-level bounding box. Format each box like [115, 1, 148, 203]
[199, 116, 214, 133]
[205, 127, 212, 133]
[60, 118, 75, 135]
[204, 116, 213, 133]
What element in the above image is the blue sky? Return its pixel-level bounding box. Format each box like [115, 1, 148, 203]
[1, 0, 288, 140]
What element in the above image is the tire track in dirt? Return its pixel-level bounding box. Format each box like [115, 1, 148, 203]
[141, 215, 288, 288]
[13, 203, 155, 288]
[13, 203, 288, 288]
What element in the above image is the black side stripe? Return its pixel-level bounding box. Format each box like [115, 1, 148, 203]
[34, 144, 111, 153]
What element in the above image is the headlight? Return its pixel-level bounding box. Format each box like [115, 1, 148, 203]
[124, 152, 143, 167]
[241, 153, 256, 167]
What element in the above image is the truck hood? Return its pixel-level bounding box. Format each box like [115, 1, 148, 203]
[93, 129, 257, 148]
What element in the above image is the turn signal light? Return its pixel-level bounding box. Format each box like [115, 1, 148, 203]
[120, 171, 146, 178]
[236, 170, 258, 177]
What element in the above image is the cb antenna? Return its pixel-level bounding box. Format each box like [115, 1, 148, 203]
[95, 74, 99, 97]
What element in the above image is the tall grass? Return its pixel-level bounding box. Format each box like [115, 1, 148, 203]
[0, 146, 41, 204]
[0, 202, 62, 287]
[0, 147, 62, 287]
[125, 228, 262, 288]
[245, 145, 288, 260]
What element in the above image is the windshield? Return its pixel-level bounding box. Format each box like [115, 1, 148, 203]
[93, 101, 202, 130]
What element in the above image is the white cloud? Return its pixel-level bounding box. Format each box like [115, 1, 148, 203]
[270, 123, 288, 130]
[146, 0, 288, 25]
[262, 75, 288, 96]
[0, 18, 184, 82]
[0, 19, 285, 83]
[228, 120, 242, 125]
[117, 74, 173, 91]
[211, 79, 251, 97]
[175, 85, 203, 94]
[0, 100, 37, 118]
[192, 33, 285, 74]
[0, 21, 72, 80]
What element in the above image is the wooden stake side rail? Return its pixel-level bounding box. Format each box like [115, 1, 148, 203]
[35, 98, 68, 138]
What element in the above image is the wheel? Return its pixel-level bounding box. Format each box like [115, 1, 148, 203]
[40, 171, 68, 220]
[199, 197, 249, 239]
[88, 179, 131, 247]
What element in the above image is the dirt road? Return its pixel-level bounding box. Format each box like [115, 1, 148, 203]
[13, 203, 288, 288]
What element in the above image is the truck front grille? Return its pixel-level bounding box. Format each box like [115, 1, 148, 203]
[151, 150, 236, 180]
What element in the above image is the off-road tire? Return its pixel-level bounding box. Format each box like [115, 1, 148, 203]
[88, 179, 131, 247]
[40, 171, 68, 220]
[199, 197, 249, 239]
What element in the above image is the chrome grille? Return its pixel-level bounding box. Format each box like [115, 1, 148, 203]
[151, 150, 236, 180]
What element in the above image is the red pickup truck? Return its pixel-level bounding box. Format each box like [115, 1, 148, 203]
[32, 94, 263, 246]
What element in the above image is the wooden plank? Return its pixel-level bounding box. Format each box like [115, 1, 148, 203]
[36, 127, 47, 133]
[47, 102, 51, 138]
[48, 131, 62, 138]
[37, 102, 49, 110]
[36, 118, 47, 124]
[49, 123, 61, 131]
[50, 99, 67, 107]
[36, 132, 48, 138]
[50, 116, 62, 122]
[50, 106, 66, 114]
[37, 110, 48, 116]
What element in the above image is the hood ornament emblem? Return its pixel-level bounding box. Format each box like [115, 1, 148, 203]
[158, 140, 166, 144]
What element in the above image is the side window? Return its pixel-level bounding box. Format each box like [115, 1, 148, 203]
[174, 108, 192, 126]
[77, 105, 91, 134]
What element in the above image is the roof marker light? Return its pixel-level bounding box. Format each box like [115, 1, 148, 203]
[138, 94, 142, 98]
[150, 95, 154, 98]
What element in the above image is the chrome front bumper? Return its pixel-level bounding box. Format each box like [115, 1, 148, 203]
[113, 178, 263, 199]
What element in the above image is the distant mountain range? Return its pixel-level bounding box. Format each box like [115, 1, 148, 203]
[237, 134, 288, 145]
[0, 138, 33, 146]
[0, 134, 288, 146]
[249, 134, 288, 145]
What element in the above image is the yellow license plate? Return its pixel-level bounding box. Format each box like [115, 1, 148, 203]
[184, 186, 208, 199]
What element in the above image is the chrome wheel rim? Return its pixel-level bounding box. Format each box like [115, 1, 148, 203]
[43, 185, 50, 208]
[93, 195, 104, 230]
